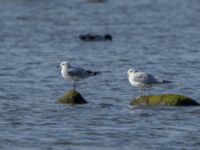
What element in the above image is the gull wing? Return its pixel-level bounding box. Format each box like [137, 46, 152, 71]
[67, 67, 94, 80]
[67, 67, 87, 78]
[133, 72, 160, 84]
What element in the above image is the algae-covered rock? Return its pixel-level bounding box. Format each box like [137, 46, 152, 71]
[130, 94, 199, 106]
[57, 90, 88, 104]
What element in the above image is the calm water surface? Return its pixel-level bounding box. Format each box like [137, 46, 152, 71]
[0, 0, 200, 149]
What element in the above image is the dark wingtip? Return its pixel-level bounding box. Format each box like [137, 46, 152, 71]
[93, 71, 101, 75]
[87, 70, 101, 76]
[163, 80, 171, 83]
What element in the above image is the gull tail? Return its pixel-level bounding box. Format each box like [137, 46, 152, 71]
[162, 80, 172, 83]
[87, 70, 101, 76]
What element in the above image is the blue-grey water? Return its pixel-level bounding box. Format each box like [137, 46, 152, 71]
[0, 0, 200, 149]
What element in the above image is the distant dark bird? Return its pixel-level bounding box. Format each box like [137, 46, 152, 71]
[87, 0, 107, 3]
[79, 34, 112, 41]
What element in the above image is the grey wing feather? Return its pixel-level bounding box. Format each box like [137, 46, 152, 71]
[67, 67, 87, 78]
[134, 72, 160, 84]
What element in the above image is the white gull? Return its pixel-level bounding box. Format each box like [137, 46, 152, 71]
[127, 68, 171, 96]
[59, 61, 101, 91]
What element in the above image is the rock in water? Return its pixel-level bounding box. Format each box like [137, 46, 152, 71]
[130, 94, 199, 106]
[57, 90, 88, 104]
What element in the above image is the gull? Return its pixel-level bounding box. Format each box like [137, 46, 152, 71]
[127, 68, 171, 96]
[59, 61, 101, 91]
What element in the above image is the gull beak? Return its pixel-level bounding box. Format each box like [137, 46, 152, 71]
[57, 65, 60, 68]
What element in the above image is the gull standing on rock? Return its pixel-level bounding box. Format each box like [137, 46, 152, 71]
[127, 68, 171, 96]
[59, 61, 101, 91]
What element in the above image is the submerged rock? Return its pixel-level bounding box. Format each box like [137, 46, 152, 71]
[130, 94, 199, 106]
[57, 90, 88, 104]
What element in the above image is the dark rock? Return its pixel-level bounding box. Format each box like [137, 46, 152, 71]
[130, 94, 200, 106]
[57, 90, 88, 104]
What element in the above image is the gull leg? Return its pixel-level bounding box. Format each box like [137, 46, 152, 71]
[74, 82, 76, 91]
[140, 88, 143, 97]
[73, 81, 76, 91]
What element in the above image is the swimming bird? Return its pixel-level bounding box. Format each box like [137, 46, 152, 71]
[59, 61, 101, 91]
[127, 68, 171, 96]
[79, 34, 112, 41]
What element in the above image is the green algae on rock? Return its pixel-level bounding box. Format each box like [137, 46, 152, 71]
[130, 94, 200, 106]
[57, 90, 88, 104]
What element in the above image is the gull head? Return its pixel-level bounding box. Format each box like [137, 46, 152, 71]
[60, 61, 70, 69]
[104, 34, 112, 41]
[127, 68, 137, 76]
